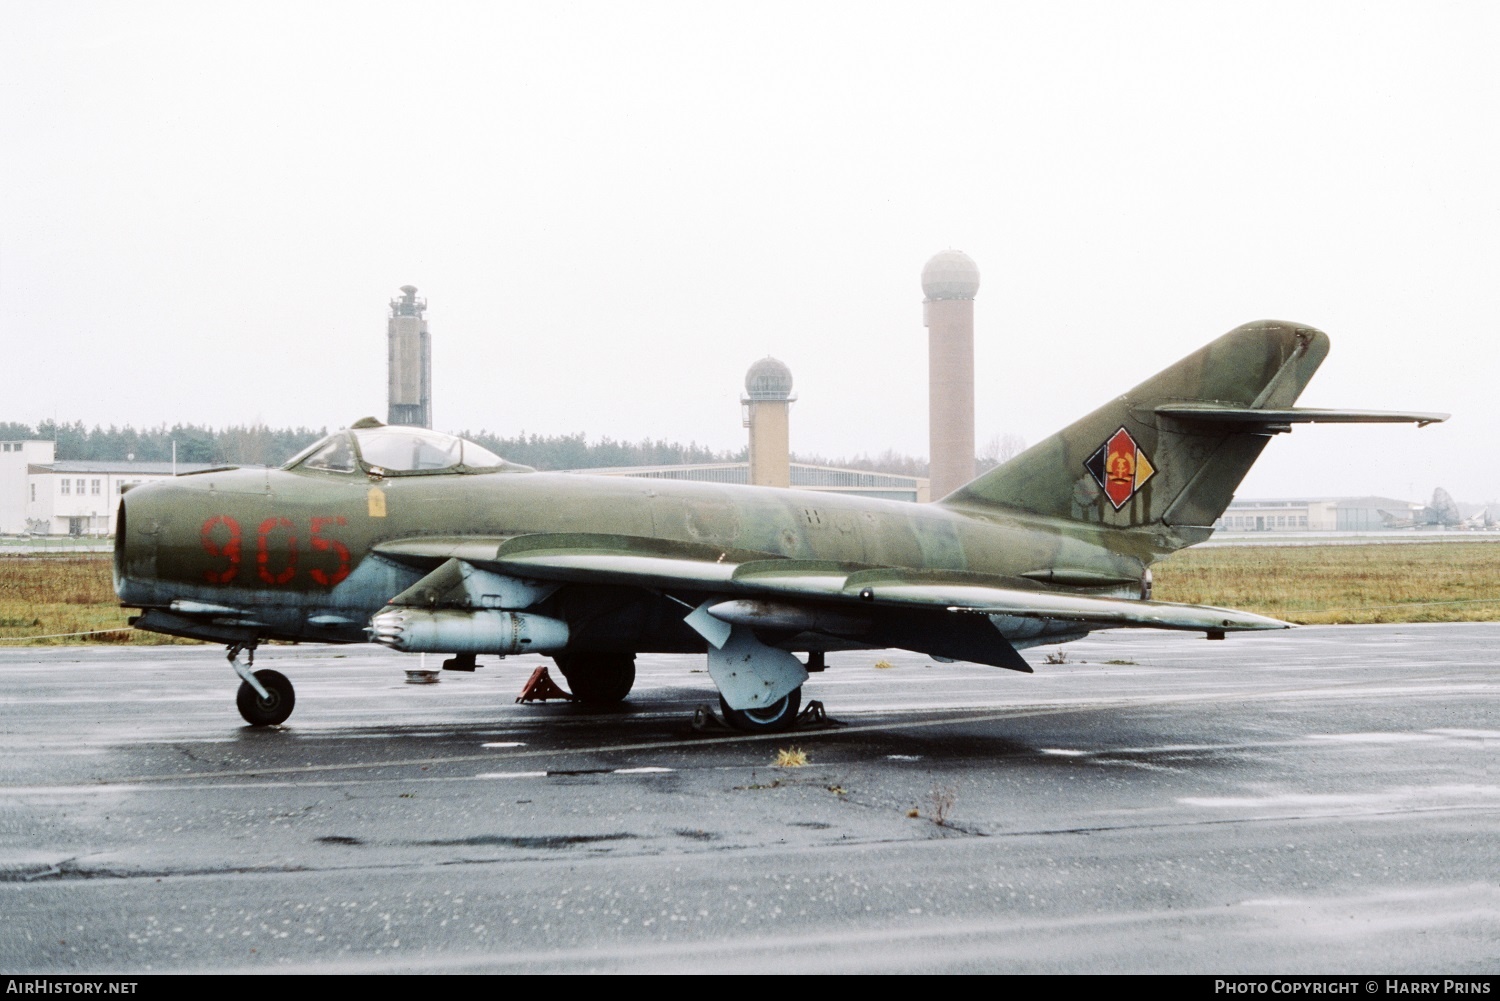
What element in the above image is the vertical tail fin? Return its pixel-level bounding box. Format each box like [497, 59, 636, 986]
[941, 320, 1330, 546]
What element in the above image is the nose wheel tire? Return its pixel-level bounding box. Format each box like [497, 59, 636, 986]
[236, 669, 295, 726]
[719, 686, 801, 733]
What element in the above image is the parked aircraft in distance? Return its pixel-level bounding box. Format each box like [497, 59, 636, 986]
[113, 321, 1446, 731]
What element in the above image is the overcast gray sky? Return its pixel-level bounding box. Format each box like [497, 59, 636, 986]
[3, 1, 1495, 502]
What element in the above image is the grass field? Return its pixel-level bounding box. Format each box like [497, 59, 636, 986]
[1, 543, 1496, 645]
[0, 554, 193, 646]
[1153, 542, 1500, 624]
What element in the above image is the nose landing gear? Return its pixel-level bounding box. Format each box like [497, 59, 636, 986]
[227, 641, 295, 727]
[236, 669, 295, 726]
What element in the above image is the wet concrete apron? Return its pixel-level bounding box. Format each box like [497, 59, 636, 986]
[1, 624, 1496, 972]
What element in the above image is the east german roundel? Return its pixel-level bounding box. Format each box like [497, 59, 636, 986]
[1085, 427, 1156, 510]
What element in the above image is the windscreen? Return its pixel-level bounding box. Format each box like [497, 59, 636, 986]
[283, 433, 351, 471]
[299, 435, 358, 472]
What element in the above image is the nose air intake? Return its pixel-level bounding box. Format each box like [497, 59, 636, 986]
[112, 499, 128, 596]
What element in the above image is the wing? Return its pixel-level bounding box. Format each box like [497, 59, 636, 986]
[729, 563, 1287, 634]
[372, 533, 1287, 673]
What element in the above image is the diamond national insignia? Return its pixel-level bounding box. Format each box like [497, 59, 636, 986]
[1084, 427, 1156, 510]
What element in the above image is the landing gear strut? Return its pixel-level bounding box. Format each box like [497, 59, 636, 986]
[228, 641, 295, 726]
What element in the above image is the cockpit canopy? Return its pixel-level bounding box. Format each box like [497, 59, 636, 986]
[284, 422, 532, 476]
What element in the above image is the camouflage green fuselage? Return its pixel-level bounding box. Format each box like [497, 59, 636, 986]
[114, 464, 1151, 650]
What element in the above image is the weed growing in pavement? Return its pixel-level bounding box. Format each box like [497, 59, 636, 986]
[927, 786, 957, 826]
[775, 747, 809, 768]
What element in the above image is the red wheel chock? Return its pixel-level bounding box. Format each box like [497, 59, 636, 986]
[515, 666, 575, 703]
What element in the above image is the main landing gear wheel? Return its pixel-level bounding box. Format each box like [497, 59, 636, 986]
[553, 653, 635, 704]
[719, 686, 801, 733]
[236, 669, 295, 726]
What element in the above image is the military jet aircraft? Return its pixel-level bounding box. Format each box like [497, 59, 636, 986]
[112, 321, 1445, 731]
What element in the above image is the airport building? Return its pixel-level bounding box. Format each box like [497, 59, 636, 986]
[1213, 496, 1423, 533]
[3, 440, 221, 536]
[13, 459, 217, 536]
[0, 440, 55, 535]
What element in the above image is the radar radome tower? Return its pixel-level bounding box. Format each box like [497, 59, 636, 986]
[742, 357, 795, 488]
[922, 251, 979, 500]
[387, 285, 432, 429]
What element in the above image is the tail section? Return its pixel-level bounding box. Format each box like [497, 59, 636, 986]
[942, 320, 1330, 547]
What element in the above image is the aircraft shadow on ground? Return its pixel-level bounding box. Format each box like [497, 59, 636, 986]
[211, 694, 1250, 781]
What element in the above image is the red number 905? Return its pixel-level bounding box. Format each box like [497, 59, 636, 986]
[200, 515, 349, 588]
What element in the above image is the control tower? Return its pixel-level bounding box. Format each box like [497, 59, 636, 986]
[742, 357, 795, 488]
[387, 285, 432, 428]
[921, 251, 980, 499]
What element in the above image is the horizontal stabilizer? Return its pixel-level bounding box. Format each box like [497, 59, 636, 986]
[1153, 404, 1448, 429]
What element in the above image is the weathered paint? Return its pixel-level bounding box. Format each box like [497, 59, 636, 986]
[114, 320, 1442, 662]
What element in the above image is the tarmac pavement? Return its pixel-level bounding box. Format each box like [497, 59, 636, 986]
[0, 624, 1496, 973]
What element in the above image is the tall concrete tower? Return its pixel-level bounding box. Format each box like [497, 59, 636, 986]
[387, 285, 432, 428]
[922, 250, 980, 499]
[743, 357, 794, 488]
